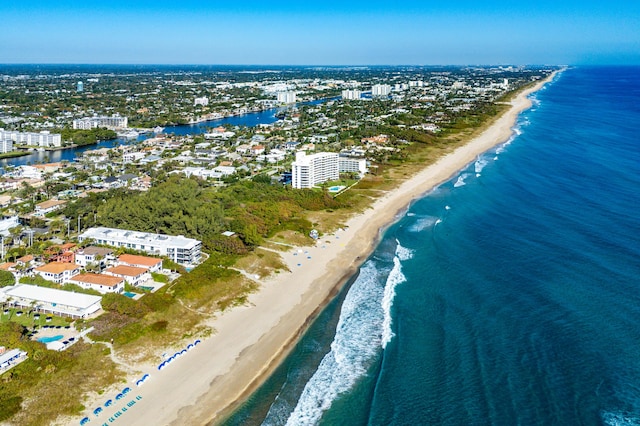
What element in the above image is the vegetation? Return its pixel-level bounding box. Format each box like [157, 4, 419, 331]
[0, 270, 15, 287]
[59, 127, 117, 146]
[0, 322, 123, 426]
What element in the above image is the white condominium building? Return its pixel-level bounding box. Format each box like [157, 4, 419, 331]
[78, 227, 202, 266]
[291, 151, 339, 189]
[277, 91, 297, 104]
[339, 157, 368, 176]
[0, 129, 62, 148]
[341, 89, 362, 100]
[371, 84, 392, 97]
[0, 139, 12, 153]
[194, 96, 209, 106]
[73, 114, 128, 130]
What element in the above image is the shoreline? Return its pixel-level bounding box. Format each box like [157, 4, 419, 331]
[80, 72, 558, 426]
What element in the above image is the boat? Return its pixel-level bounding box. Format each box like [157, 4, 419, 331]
[117, 130, 139, 139]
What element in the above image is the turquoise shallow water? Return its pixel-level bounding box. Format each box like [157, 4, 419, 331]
[224, 66, 640, 426]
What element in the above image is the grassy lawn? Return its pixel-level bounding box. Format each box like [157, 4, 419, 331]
[0, 309, 71, 329]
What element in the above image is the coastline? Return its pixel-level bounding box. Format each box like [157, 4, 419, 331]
[86, 72, 558, 426]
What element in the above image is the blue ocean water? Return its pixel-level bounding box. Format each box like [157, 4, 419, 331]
[223, 66, 640, 426]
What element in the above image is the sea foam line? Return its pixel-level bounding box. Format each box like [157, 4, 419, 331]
[284, 244, 412, 425]
[381, 243, 413, 348]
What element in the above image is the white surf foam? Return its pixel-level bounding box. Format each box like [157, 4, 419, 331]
[408, 216, 438, 232]
[381, 243, 413, 349]
[474, 157, 489, 174]
[454, 173, 470, 187]
[284, 261, 386, 425]
[285, 244, 413, 425]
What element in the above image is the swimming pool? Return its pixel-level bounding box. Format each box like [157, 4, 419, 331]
[124, 292, 137, 298]
[37, 335, 63, 343]
[328, 185, 345, 193]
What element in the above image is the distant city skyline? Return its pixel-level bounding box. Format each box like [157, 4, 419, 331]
[1, 0, 638, 65]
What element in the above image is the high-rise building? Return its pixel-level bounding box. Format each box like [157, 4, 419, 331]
[0, 129, 61, 148]
[0, 139, 13, 153]
[371, 84, 391, 97]
[291, 151, 339, 189]
[341, 89, 362, 100]
[277, 91, 297, 104]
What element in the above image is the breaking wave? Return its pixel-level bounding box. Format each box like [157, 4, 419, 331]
[284, 244, 412, 425]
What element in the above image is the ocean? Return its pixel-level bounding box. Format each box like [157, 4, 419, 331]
[222, 66, 640, 426]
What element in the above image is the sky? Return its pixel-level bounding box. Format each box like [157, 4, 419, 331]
[1, 0, 639, 65]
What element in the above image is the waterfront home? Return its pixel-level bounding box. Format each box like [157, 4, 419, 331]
[68, 273, 125, 294]
[117, 254, 163, 273]
[34, 262, 80, 284]
[104, 265, 150, 287]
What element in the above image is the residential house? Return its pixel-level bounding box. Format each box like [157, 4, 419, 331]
[104, 265, 150, 287]
[34, 200, 66, 217]
[34, 262, 80, 284]
[75, 246, 114, 269]
[68, 273, 125, 294]
[117, 254, 163, 273]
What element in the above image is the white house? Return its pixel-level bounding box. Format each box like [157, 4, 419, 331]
[68, 273, 125, 294]
[34, 200, 67, 217]
[117, 254, 162, 273]
[104, 265, 150, 287]
[75, 246, 114, 268]
[34, 262, 80, 284]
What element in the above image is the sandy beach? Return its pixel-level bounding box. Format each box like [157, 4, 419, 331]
[78, 73, 557, 426]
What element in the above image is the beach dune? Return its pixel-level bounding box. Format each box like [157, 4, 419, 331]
[83, 73, 557, 426]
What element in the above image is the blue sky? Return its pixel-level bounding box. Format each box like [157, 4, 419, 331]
[1, 1, 638, 65]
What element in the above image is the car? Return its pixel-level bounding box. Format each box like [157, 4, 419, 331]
[122, 387, 131, 394]
[115, 393, 124, 400]
[80, 417, 90, 425]
[105, 399, 113, 407]
[93, 407, 103, 415]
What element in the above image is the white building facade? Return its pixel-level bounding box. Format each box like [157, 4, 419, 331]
[0, 284, 102, 318]
[0, 139, 13, 153]
[72, 114, 128, 130]
[291, 151, 339, 189]
[277, 91, 297, 104]
[0, 129, 61, 148]
[338, 157, 368, 176]
[341, 89, 362, 100]
[371, 84, 392, 97]
[78, 227, 202, 265]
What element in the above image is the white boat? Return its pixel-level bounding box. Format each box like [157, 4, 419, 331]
[118, 130, 139, 139]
